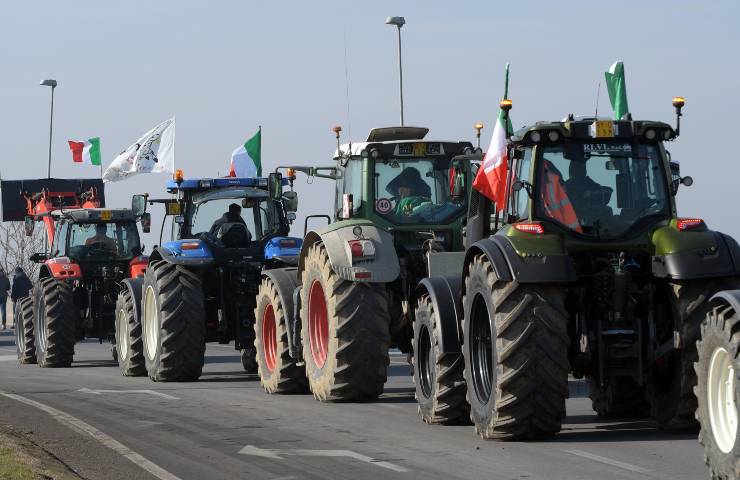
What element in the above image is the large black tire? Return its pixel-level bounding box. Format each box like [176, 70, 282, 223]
[695, 300, 740, 480]
[413, 293, 469, 424]
[587, 376, 648, 418]
[33, 278, 76, 368]
[254, 278, 307, 393]
[115, 288, 146, 376]
[15, 296, 36, 364]
[142, 261, 205, 381]
[462, 254, 570, 440]
[300, 243, 390, 401]
[647, 280, 738, 430]
[241, 348, 258, 373]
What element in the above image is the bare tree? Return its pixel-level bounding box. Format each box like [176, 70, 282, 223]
[0, 222, 45, 280]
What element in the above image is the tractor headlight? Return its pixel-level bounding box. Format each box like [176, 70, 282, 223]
[548, 130, 560, 142]
[529, 131, 542, 143]
[644, 128, 656, 140]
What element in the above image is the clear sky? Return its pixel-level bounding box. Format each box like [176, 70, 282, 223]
[1, 1, 739, 243]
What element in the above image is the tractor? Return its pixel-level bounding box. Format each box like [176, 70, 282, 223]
[0, 178, 149, 367]
[413, 97, 740, 439]
[252, 126, 478, 403]
[116, 172, 302, 380]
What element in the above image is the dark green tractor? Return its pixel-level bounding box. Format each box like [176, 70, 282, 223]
[415, 98, 740, 438]
[253, 126, 478, 403]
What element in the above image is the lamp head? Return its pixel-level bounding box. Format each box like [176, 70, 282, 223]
[39, 79, 57, 88]
[385, 16, 406, 27]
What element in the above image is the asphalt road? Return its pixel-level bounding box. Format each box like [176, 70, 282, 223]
[0, 326, 708, 480]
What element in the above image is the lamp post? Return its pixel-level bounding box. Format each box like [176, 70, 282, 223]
[385, 16, 405, 126]
[40, 79, 57, 178]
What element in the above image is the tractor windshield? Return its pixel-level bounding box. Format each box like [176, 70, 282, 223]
[535, 142, 670, 237]
[67, 222, 141, 260]
[189, 187, 274, 240]
[374, 157, 465, 225]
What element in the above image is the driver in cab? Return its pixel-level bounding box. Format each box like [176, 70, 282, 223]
[85, 224, 117, 253]
[386, 167, 431, 216]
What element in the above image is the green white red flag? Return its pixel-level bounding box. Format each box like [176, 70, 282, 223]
[230, 128, 262, 177]
[472, 64, 513, 212]
[68, 137, 101, 166]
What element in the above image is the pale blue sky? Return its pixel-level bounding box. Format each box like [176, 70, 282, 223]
[1, 1, 738, 241]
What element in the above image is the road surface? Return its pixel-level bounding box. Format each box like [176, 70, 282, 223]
[0, 328, 707, 480]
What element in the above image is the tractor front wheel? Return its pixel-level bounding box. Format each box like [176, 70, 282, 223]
[695, 299, 740, 479]
[413, 293, 469, 424]
[142, 261, 205, 381]
[462, 253, 570, 440]
[300, 243, 390, 401]
[15, 296, 36, 364]
[33, 278, 76, 368]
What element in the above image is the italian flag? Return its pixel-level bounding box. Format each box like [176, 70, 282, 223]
[230, 129, 261, 177]
[68, 137, 101, 166]
[473, 64, 513, 212]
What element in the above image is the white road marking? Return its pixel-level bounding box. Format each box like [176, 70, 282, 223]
[565, 449, 651, 474]
[77, 387, 179, 400]
[1, 392, 182, 480]
[238, 445, 409, 473]
[0, 355, 17, 361]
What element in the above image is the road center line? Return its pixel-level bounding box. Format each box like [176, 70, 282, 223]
[565, 449, 650, 474]
[1, 392, 182, 480]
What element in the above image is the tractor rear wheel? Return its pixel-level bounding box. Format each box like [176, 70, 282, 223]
[34, 278, 76, 368]
[254, 277, 307, 393]
[142, 261, 205, 381]
[587, 376, 648, 418]
[15, 296, 36, 364]
[115, 288, 146, 376]
[647, 280, 737, 430]
[462, 253, 570, 440]
[413, 293, 469, 424]
[695, 299, 740, 479]
[300, 243, 390, 401]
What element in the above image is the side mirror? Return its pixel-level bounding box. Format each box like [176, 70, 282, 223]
[449, 165, 465, 199]
[681, 176, 693, 187]
[24, 217, 35, 236]
[29, 252, 48, 263]
[140, 212, 151, 233]
[131, 194, 147, 217]
[282, 191, 299, 212]
[268, 172, 283, 200]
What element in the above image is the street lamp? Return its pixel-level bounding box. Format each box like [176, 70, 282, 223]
[385, 16, 405, 126]
[40, 79, 57, 178]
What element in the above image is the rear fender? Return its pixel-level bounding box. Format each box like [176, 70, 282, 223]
[416, 275, 463, 354]
[710, 290, 740, 316]
[129, 255, 149, 278]
[462, 235, 575, 293]
[154, 239, 214, 267]
[652, 229, 740, 280]
[262, 267, 301, 358]
[299, 223, 400, 283]
[43, 257, 82, 280]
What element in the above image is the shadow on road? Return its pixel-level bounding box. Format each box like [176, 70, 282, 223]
[204, 355, 241, 364]
[376, 386, 415, 403]
[568, 380, 589, 398]
[198, 370, 258, 383]
[555, 415, 698, 443]
[72, 360, 117, 368]
[388, 364, 411, 377]
[0, 339, 15, 348]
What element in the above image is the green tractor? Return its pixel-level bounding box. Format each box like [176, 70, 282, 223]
[253, 126, 478, 403]
[414, 97, 740, 438]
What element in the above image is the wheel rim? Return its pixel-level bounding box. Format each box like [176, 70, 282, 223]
[262, 304, 277, 372]
[143, 286, 159, 362]
[37, 298, 47, 353]
[15, 310, 23, 351]
[418, 324, 435, 398]
[708, 346, 738, 453]
[116, 306, 129, 361]
[308, 280, 329, 369]
[470, 293, 493, 404]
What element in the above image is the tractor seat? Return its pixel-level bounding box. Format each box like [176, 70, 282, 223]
[216, 222, 252, 248]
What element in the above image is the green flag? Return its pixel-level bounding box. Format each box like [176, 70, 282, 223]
[230, 128, 262, 177]
[605, 61, 629, 120]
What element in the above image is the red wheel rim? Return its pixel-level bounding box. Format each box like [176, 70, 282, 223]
[262, 304, 277, 372]
[308, 280, 329, 368]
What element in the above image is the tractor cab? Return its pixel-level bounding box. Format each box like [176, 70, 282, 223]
[331, 127, 477, 244]
[507, 118, 686, 240]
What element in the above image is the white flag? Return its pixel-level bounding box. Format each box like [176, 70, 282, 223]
[103, 117, 176, 182]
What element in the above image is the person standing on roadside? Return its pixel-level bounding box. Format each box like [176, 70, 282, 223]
[10, 267, 33, 325]
[0, 269, 9, 330]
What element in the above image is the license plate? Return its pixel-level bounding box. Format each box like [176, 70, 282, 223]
[167, 202, 181, 215]
[100, 210, 112, 221]
[592, 120, 615, 138]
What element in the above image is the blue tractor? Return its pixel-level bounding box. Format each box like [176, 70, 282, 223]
[115, 172, 302, 381]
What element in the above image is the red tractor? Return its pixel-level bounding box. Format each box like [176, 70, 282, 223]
[0, 179, 149, 367]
